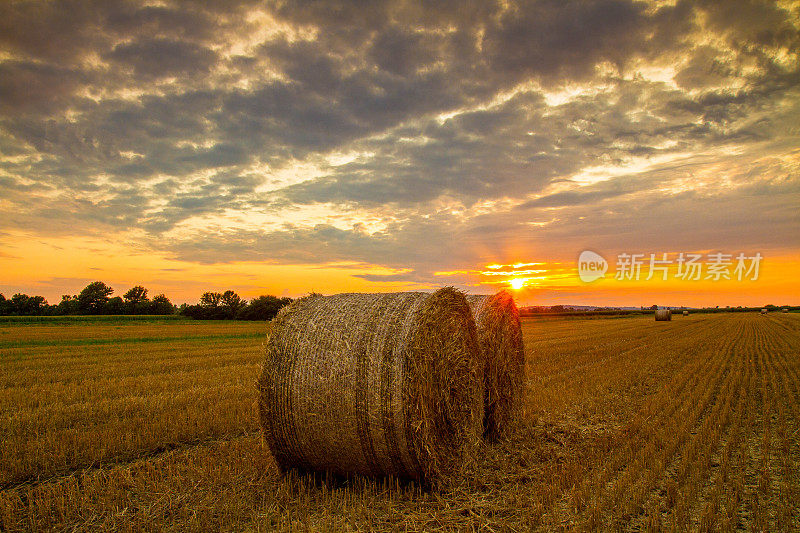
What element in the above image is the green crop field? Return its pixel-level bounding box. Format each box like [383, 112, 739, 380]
[1, 313, 798, 531]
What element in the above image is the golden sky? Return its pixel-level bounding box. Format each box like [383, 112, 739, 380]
[1, 1, 799, 306]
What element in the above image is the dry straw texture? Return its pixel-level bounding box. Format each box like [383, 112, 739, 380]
[466, 291, 525, 441]
[257, 288, 481, 484]
[655, 309, 672, 321]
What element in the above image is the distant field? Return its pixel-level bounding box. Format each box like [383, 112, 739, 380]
[1, 313, 798, 531]
[0, 315, 191, 324]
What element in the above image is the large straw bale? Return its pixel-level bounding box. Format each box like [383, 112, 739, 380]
[466, 291, 525, 441]
[257, 288, 481, 483]
[655, 309, 672, 321]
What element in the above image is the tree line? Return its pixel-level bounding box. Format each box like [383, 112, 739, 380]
[180, 291, 292, 320]
[0, 281, 292, 321]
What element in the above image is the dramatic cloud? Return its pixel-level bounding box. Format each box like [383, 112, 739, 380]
[1, 0, 798, 302]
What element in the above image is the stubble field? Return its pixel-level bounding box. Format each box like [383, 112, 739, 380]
[0, 313, 798, 531]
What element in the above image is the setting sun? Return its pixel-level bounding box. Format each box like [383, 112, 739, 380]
[509, 278, 526, 290]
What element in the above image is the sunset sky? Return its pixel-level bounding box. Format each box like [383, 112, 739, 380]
[1, 0, 799, 307]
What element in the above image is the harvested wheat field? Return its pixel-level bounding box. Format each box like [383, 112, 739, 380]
[1, 313, 799, 531]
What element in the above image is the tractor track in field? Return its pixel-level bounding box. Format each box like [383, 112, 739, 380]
[532, 319, 709, 388]
[615, 319, 742, 531]
[626, 318, 749, 532]
[0, 332, 264, 351]
[543, 317, 730, 530]
[0, 430, 261, 493]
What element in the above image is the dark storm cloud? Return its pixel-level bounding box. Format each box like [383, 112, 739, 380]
[103, 4, 219, 41]
[0, 61, 88, 114]
[367, 24, 443, 77]
[273, 92, 562, 206]
[0, 1, 221, 62]
[0, 0, 110, 63]
[483, 0, 649, 82]
[1, 0, 799, 277]
[105, 39, 219, 79]
[161, 215, 476, 274]
[353, 271, 427, 283]
[178, 143, 250, 169]
[276, 73, 786, 208]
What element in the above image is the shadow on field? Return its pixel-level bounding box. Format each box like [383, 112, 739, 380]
[260, 418, 618, 529]
[275, 419, 613, 490]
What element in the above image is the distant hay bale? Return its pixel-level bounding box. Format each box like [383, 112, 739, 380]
[782, 308, 789, 313]
[682, 310, 689, 316]
[257, 288, 482, 484]
[761, 308, 768, 314]
[655, 309, 672, 321]
[466, 291, 525, 441]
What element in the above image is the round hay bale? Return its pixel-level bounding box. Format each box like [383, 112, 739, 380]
[466, 291, 525, 441]
[682, 310, 689, 316]
[655, 309, 672, 321]
[257, 288, 482, 483]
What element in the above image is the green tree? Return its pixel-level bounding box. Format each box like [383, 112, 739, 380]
[7, 294, 48, 315]
[199, 292, 222, 307]
[106, 296, 126, 315]
[123, 286, 149, 304]
[56, 295, 80, 315]
[10, 293, 29, 315]
[150, 294, 175, 315]
[221, 290, 246, 315]
[239, 295, 292, 320]
[27, 295, 47, 315]
[78, 282, 114, 314]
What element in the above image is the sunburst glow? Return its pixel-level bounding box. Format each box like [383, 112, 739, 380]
[509, 278, 526, 290]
